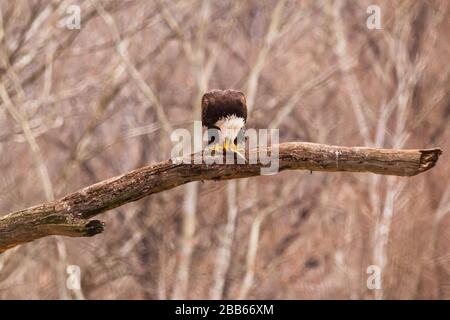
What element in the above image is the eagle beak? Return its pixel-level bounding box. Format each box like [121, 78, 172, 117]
[223, 137, 246, 163]
[223, 137, 231, 153]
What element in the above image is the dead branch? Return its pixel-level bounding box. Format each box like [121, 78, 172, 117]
[0, 142, 442, 253]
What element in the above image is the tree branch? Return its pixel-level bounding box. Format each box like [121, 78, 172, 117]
[0, 142, 442, 253]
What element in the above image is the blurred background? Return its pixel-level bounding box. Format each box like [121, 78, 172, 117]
[0, 0, 449, 299]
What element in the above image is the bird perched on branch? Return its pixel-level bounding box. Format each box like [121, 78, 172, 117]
[201, 89, 247, 160]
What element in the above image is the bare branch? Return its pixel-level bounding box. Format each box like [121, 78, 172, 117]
[0, 142, 441, 253]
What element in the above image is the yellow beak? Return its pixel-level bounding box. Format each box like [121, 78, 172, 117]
[223, 137, 231, 152]
[223, 137, 246, 162]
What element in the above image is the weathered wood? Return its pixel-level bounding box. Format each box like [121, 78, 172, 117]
[0, 142, 442, 253]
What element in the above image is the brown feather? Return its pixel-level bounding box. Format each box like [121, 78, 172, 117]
[201, 89, 247, 128]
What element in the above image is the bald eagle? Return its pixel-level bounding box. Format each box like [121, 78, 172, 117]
[201, 89, 247, 160]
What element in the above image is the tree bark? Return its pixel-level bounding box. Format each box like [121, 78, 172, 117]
[0, 142, 442, 253]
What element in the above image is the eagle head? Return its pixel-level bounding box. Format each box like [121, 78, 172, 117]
[201, 89, 247, 151]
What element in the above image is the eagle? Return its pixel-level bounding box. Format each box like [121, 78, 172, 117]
[201, 89, 247, 160]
